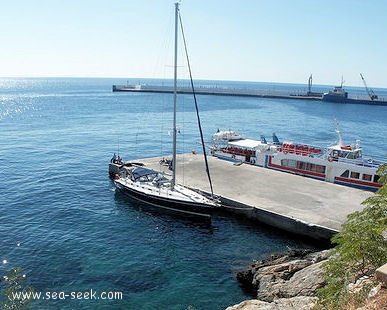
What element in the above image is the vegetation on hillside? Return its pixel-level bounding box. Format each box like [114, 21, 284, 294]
[316, 163, 387, 309]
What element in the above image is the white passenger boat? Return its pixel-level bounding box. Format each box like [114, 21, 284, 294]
[210, 129, 384, 192]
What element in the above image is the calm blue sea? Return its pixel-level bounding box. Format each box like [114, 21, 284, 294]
[0, 78, 386, 309]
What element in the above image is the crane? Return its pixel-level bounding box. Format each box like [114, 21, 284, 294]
[360, 73, 378, 100]
[308, 74, 312, 94]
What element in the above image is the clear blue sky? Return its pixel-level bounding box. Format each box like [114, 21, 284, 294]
[1, 0, 386, 87]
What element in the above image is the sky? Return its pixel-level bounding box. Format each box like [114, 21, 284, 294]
[1, 0, 386, 87]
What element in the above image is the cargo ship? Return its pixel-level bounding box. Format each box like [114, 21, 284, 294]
[322, 74, 387, 106]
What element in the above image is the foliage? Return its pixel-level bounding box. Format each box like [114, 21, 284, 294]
[316, 163, 387, 309]
[1, 267, 34, 310]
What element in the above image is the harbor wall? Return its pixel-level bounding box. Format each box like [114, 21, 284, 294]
[217, 195, 338, 244]
[131, 154, 370, 245]
[112, 84, 323, 101]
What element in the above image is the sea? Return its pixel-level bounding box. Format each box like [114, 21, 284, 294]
[0, 77, 386, 310]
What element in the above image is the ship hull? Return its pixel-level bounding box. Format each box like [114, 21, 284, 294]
[212, 150, 382, 192]
[114, 179, 214, 219]
[322, 94, 387, 106]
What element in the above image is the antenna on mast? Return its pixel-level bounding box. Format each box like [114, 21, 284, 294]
[334, 119, 344, 146]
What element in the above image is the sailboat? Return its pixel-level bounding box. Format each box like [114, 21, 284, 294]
[109, 3, 217, 219]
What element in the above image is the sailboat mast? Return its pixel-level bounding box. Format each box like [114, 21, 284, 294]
[171, 2, 179, 189]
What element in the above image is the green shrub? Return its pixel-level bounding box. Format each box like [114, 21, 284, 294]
[317, 163, 387, 309]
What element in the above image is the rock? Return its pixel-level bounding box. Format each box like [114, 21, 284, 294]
[304, 249, 331, 263]
[382, 229, 387, 242]
[225, 299, 269, 310]
[225, 296, 318, 310]
[235, 249, 331, 302]
[347, 275, 374, 296]
[255, 260, 313, 301]
[236, 249, 318, 293]
[237, 269, 255, 291]
[281, 260, 326, 296]
[255, 260, 325, 301]
[376, 263, 387, 287]
[368, 283, 382, 298]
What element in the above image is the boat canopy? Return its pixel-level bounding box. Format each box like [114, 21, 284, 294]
[132, 167, 159, 182]
[228, 139, 263, 149]
[213, 130, 243, 141]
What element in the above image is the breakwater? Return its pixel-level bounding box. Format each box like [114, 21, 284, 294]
[112, 84, 323, 100]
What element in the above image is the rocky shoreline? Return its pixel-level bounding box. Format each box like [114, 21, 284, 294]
[226, 249, 332, 310]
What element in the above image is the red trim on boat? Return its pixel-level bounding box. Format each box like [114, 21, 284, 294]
[334, 176, 382, 189]
[267, 157, 326, 179]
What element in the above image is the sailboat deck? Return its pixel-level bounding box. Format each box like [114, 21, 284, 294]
[136, 153, 371, 241]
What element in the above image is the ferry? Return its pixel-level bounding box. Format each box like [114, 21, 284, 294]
[210, 129, 384, 192]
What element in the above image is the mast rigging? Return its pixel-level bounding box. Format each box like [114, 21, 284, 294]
[178, 6, 215, 197]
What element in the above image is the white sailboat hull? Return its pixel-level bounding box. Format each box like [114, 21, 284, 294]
[114, 177, 215, 219]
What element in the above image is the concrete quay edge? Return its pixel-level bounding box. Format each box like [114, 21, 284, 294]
[128, 153, 371, 243]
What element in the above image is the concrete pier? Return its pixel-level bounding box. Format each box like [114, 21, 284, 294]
[112, 84, 323, 101]
[133, 153, 372, 242]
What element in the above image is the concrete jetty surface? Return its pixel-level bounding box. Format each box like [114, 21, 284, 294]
[134, 153, 372, 241]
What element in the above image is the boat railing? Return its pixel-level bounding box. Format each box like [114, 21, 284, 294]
[221, 147, 255, 157]
[337, 156, 384, 168]
[280, 143, 323, 156]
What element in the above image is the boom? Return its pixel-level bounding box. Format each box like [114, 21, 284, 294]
[360, 73, 378, 100]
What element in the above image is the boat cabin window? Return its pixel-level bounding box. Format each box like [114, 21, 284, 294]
[374, 175, 380, 183]
[340, 151, 349, 158]
[330, 149, 361, 159]
[281, 159, 297, 168]
[362, 174, 372, 181]
[350, 171, 360, 179]
[340, 170, 349, 178]
[347, 150, 361, 159]
[331, 150, 339, 158]
[316, 165, 326, 173]
[281, 159, 326, 174]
